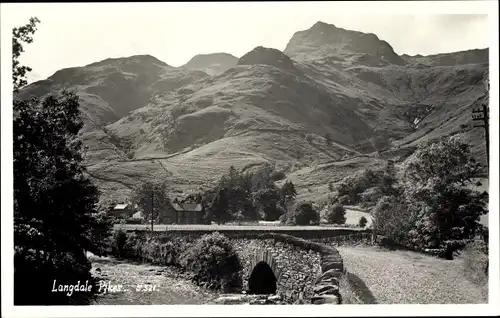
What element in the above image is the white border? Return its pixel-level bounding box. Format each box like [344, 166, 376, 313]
[1, 1, 499, 317]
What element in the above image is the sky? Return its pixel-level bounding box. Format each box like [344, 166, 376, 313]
[1, 2, 494, 82]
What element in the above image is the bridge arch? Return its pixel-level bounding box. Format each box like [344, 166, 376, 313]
[246, 249, 282, 294]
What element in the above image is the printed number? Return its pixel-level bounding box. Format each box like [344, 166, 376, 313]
[136, 284, 157, 292]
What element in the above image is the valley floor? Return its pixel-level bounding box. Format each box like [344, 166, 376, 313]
[339, 246, 488, 304]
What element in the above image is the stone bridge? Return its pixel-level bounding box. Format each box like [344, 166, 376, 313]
[229, 233, 345, 304]
[128, 228, 369, 304]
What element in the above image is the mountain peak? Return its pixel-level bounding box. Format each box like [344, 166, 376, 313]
[183, 53, 238, 75]
[86, 54, 171, 68]
[237, 46, 295, 70]
[284, 21, 405, 66]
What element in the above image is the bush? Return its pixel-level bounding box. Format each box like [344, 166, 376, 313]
[179, 232, 242, 291]
[326, 203, 346, 225]
[289, 201, 320, 225]
[372, 196, 412, 245]
[402, 135, 488, 253]
[358, 216, 368, 228]
[337, 194, 352, 205]
[111, 229, 128, 257]
[335, 162, 398, 206]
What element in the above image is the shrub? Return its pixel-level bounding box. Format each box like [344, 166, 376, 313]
[358, 216, 368, 228]
[290, 201, 320, 225]
[337, 194, 352, 205]
[336, 162, 399, 206]
[179, 232, 242, 291]
[326, 203, 346, 225]
[111, 229, 128, 257]
[402, 135, 488, 253]
[372, 196, 412, 245]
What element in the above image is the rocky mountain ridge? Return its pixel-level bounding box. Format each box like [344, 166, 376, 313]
[17, 21, 489, 202]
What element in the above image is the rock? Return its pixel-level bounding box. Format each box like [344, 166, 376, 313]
[311, 294, 340, 304]
[321, 261, 343, 272]
[214, 296, 245, 304]
[315, 269, 343, 283]
[268, 295, 281, 301]
[249, 299, 267, 305]
[314, 284, 339, 295]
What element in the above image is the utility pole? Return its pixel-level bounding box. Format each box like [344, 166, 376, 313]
[472, 100, 490, 172]
[151, 189, 154, 232]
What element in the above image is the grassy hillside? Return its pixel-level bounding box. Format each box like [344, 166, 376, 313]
[17, 21, 489, 203]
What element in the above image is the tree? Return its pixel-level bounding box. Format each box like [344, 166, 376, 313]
[402, 135, 488, 254]
[210, 188, 231, 225]
[89, 211, 114, 256]
[290, 201, 320, 225]
[251, 163, 275, 192]
[132, 180, 171, 223]
[325, 203, 346, 225]
[358, 216, 368, 228]
[253, 187, 282, 221]
[14, 90, 108, 303]
[372, 196, 412, 243]
[279, 180, 297, 212]
[13, 17, 40, 93]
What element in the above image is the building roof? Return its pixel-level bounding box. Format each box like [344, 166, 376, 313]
[114, 203, 129, 210]
[131, 211, 143, 219]
[172, 203, 203, 212]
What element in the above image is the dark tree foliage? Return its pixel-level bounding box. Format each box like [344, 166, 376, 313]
[279, 180, 297, 212]
[14, 91, 104, 305]
[210, 188, 231, 225]
[13, 17, 111, 305]
[358, 216, 368, 228]
[289, 201, 320, 225]
[215, 166, 258, 221]
[13, 17, 40, 92]
[132, 180, 171, 222]
[250, 163, 275, 192]
[335, 160, 399, 207]
[326, 203, 346, 225]
[253, 187, 283, 221]
[402, 135, 488, 253]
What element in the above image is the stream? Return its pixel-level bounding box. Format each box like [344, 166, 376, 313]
[88, 254, 220, 305]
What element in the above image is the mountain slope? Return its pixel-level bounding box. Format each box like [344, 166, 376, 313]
[17, 22, 489, 203]
[182, 53, 238, 75]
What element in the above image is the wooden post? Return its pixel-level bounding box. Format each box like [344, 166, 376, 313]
[472, 102, 489, 173]
[151, 190, 154, 232]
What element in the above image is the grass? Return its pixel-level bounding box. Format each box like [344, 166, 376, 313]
[461, 242, 488, 300]
[337, 245, 488, 304]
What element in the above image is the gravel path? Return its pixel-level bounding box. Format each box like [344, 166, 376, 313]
[338, 246, 487, 304]
[89, 256, 219, 305]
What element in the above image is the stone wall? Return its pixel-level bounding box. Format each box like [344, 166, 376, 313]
[232, 238, 322, 303]
[256, 233, 344, 305]
[129, 229, 347, 304]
